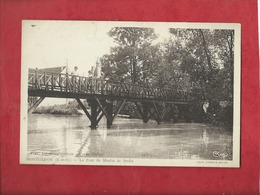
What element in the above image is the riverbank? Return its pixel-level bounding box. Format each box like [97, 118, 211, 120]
[33, 103, 83, 116]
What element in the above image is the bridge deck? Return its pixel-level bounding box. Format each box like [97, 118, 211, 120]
[28, 70, 191, 104]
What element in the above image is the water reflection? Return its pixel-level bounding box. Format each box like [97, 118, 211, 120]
[201, 129, 209, 152]
[28, 114, 233, 160]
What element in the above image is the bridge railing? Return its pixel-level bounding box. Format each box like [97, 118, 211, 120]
[28, 70, 190, 101]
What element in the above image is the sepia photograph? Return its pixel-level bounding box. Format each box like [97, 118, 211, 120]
[20, 20, 241, 167]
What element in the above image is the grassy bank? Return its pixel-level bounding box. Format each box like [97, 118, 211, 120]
[33, 101, 84, 116]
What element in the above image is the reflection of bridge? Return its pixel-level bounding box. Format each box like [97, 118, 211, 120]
[28, 69, 192, 129]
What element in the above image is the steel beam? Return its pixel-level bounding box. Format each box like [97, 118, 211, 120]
[94, 97, 112, 125]
[28, 96, 45, 114]
[76, 98, 94, 126]
[112, 99, 126, 122]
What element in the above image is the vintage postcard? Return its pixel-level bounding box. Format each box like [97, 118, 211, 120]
[20, 20, 241, 167]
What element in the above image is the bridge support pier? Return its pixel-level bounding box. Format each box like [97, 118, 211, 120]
[171, 104, 179, 123]
[135, 102, 168, 125]
[90, 100, 99, 129]
[106, 100, 113, 128]
[76, 98, 98, 130]
[184, 104, 192, 122]
[141, 103, 151, 123]
[152, 102, 162, 124]
[135, 102, 150, 123]
[28, 96, 45, 114]
[78, 97, 126, 129]
[175, 104, 191, 122]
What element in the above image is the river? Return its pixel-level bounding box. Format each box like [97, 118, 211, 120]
[27, 114, 233, 161]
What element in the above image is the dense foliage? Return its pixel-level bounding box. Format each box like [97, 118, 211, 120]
[100, 27, 161, 84]
[100, 27, 234, 126]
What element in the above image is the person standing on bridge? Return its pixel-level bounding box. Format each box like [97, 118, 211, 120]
[71, 66, 79, 92]
[71, 66, 79, 76]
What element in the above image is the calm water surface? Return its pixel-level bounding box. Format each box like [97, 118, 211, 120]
[28, 114, 232, 160]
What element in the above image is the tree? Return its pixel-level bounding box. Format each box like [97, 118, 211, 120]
[99, 26, 234, 125]
[100, 27, 162, 84]
[154, 39, 192, 91]
[168, 28, 234, 123]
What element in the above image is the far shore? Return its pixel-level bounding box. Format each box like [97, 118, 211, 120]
[33, 103, 83, 116]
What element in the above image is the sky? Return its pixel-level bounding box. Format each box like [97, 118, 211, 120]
[22, 21, 240, 77]
[22, 20, 171, 76]
[22, 21, 116, 76]
[22, 20, 171, 105]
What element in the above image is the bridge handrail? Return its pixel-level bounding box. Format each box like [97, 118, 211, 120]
[28, 70, 191, 101]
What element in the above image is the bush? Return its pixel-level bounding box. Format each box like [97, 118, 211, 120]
[33, 102, 83, 116]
